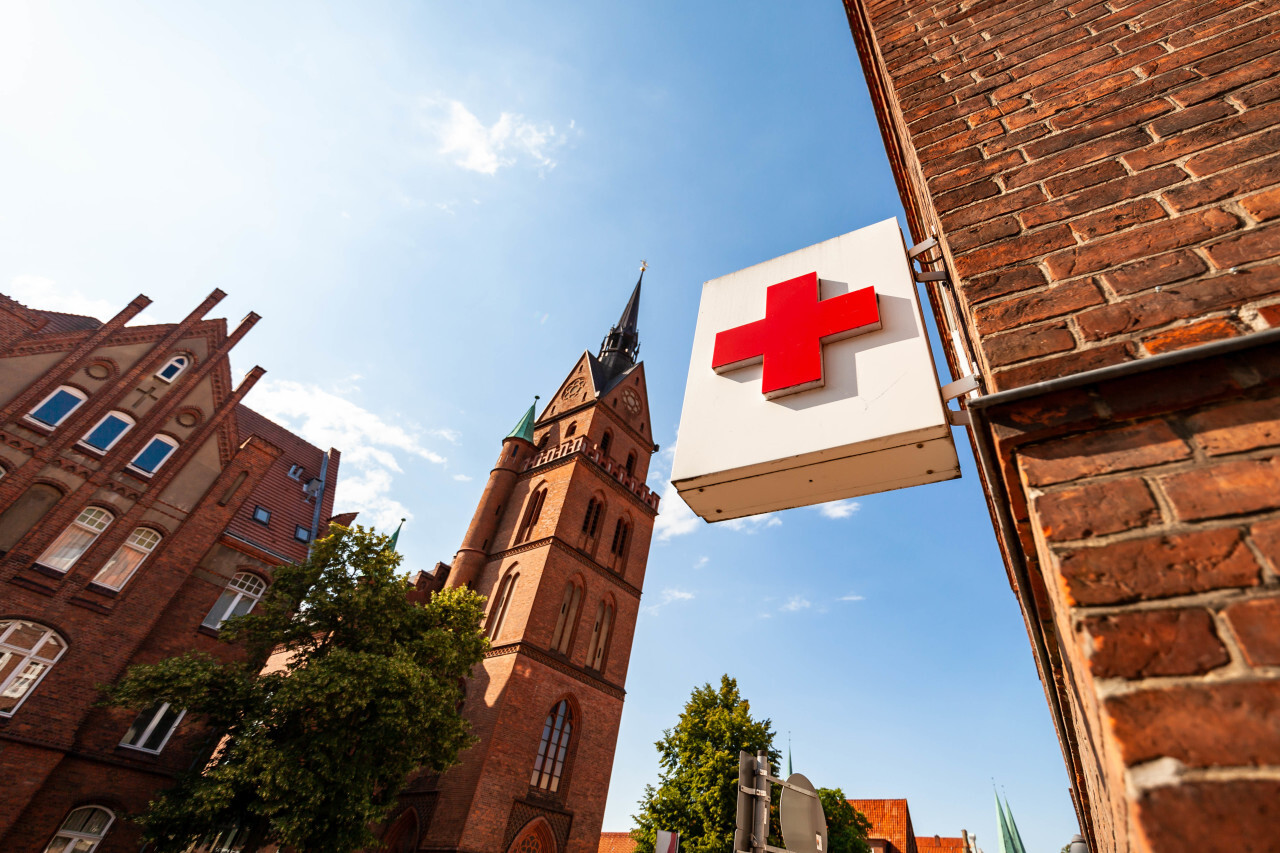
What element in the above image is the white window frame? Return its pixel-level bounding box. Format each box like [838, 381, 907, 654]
[91, 527, 162, 590]
[25, 385, 88, 429]
[201, 572, 267, 630]
[78, 410, 136, 454]
[43, 805, 115, 853]
[35, 506, 114, 573]
[0, 620, 67, 717]
[127, 434, 180, 476]
[119, 701, 185, 754]
[155, 354, 190, 383]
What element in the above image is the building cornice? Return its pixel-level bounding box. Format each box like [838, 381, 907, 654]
[484, 641, 626, 701]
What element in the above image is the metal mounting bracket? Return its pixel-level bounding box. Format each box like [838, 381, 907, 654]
[947, 408, 971, 426]
[914, 269, 950, 283]
[907, 237, 939, 260]
[941, 373, 981, 401]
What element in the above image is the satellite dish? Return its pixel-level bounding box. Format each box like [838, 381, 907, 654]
[779, 773, 827, 853]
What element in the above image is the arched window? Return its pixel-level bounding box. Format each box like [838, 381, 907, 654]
[36, 506, 113, 572]
[92, 527, 162, 590]
[80, 411, 135, 453]
[156, 354, 190, 383]
[201, 572, 267, 630]
[486, 570, 519, 641]
[27, 386, 88, 429]
[43, 806, 114, 853]
[129, 435, 179, 475]
[549, 581, 582, 655]
[625, 452, 637, 477]
[0, 620, 67, 716]
[515, 487, 547, 544]
[586, 601, 614, 672]
[565, 423, 577, 437]
[537, 434, 549, 451]
[530, 700, 574, 793]
[599, 431, 612, 457]
[610, 519, 630, 558]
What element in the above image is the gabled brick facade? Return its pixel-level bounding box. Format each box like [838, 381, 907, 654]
[395, 288, 658, 853]
[0, 290, 341, 852]
[842, 2, 1280, 851]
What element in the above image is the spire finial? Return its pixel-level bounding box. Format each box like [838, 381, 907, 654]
[640, 259, 648, 273]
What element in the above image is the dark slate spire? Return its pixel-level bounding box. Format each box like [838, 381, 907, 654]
[598, 262, 644, 381]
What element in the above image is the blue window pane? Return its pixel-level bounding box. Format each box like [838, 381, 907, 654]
[132, 438, 176, 473]
[83, 415, 131, 450]
[30, 389, 83, 426]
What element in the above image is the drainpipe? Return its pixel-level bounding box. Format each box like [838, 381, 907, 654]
[306, 450, 330, 559]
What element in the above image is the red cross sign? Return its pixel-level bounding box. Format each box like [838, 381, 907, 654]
[711, 272, 881, 399]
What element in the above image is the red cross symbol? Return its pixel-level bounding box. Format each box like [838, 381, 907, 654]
[711, 272, 881, 399]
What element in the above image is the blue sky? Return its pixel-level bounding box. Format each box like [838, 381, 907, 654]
[1, 2, 1078, 849]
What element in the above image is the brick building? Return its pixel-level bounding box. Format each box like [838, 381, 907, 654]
[849, 798, 976, 853]
[840, 2, 1280, 851]
[0, 290, 341, 852]
[384, 276, 660, 853]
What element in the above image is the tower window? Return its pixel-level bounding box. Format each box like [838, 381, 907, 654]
[530, 700, 574, 793]
[43, 806, 114, 853]
[486, 570, 519, 641]
[121, 701, 185, 753]
[515, 487, 547, 544]
[36, 506, 114, 572]
[92, 527, 162, 590]
[565, 423, 577, 437]
[80, 411, 135, 453]
[610, 519, 630, 558]
[625, 452, 637, 477]
[128, 435, 179, 475]
[586, 601, 614, 672]
[0, 620, 67, 716]
[27, 386, 88, 429]
[600, 431, 612, 457]
[549, 581, 582, 655]
[155, 355, 190, 383]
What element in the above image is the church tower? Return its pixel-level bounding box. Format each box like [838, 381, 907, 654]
[400, 273, 659, 853]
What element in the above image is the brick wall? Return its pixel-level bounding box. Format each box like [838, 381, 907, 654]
[843, 2, 1280, 851]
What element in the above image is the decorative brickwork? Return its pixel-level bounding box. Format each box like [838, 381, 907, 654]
[843, 2, 1280, 851]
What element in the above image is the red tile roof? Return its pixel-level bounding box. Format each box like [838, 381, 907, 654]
[598, 833, 637, 853]
[35, 309, 103, 334]
[849, 799, 917, 853]
[917, 836, 967, 853]
[226, 406, 339, 565]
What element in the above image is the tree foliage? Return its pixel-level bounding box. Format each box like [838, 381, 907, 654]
[817, 788, 872, 853]
[102, 524, 488, 853]
[632, 676, 780, 853]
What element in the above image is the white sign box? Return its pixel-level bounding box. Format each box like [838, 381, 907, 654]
[671, 219, 959, 521]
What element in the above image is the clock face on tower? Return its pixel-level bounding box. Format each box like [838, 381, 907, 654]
[621, 387, 642, 415]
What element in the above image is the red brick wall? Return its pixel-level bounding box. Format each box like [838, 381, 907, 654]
[843, 2, 1280, 851]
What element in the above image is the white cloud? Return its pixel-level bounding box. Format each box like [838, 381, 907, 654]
[424, 98, 569, 176]
[723, 513, 782, 533]
[452, 473, 473, 482]
[7, 274, 160, 325]
[248, 378, 454, 530]
[781, 595, 811, 612]
[653, 478, 700, 541]
[815, 500, 861, 519]
[839, 593, 866, 602]
[642, 586, 696, 616]
[693, 556, 709, 569]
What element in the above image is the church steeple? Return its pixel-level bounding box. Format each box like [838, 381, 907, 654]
[597, 263, 644, 382]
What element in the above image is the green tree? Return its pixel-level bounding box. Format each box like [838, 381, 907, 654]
[817, 789, 872, 853]
[632, 676, 780, 853]
[102, 524, 488, 853]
